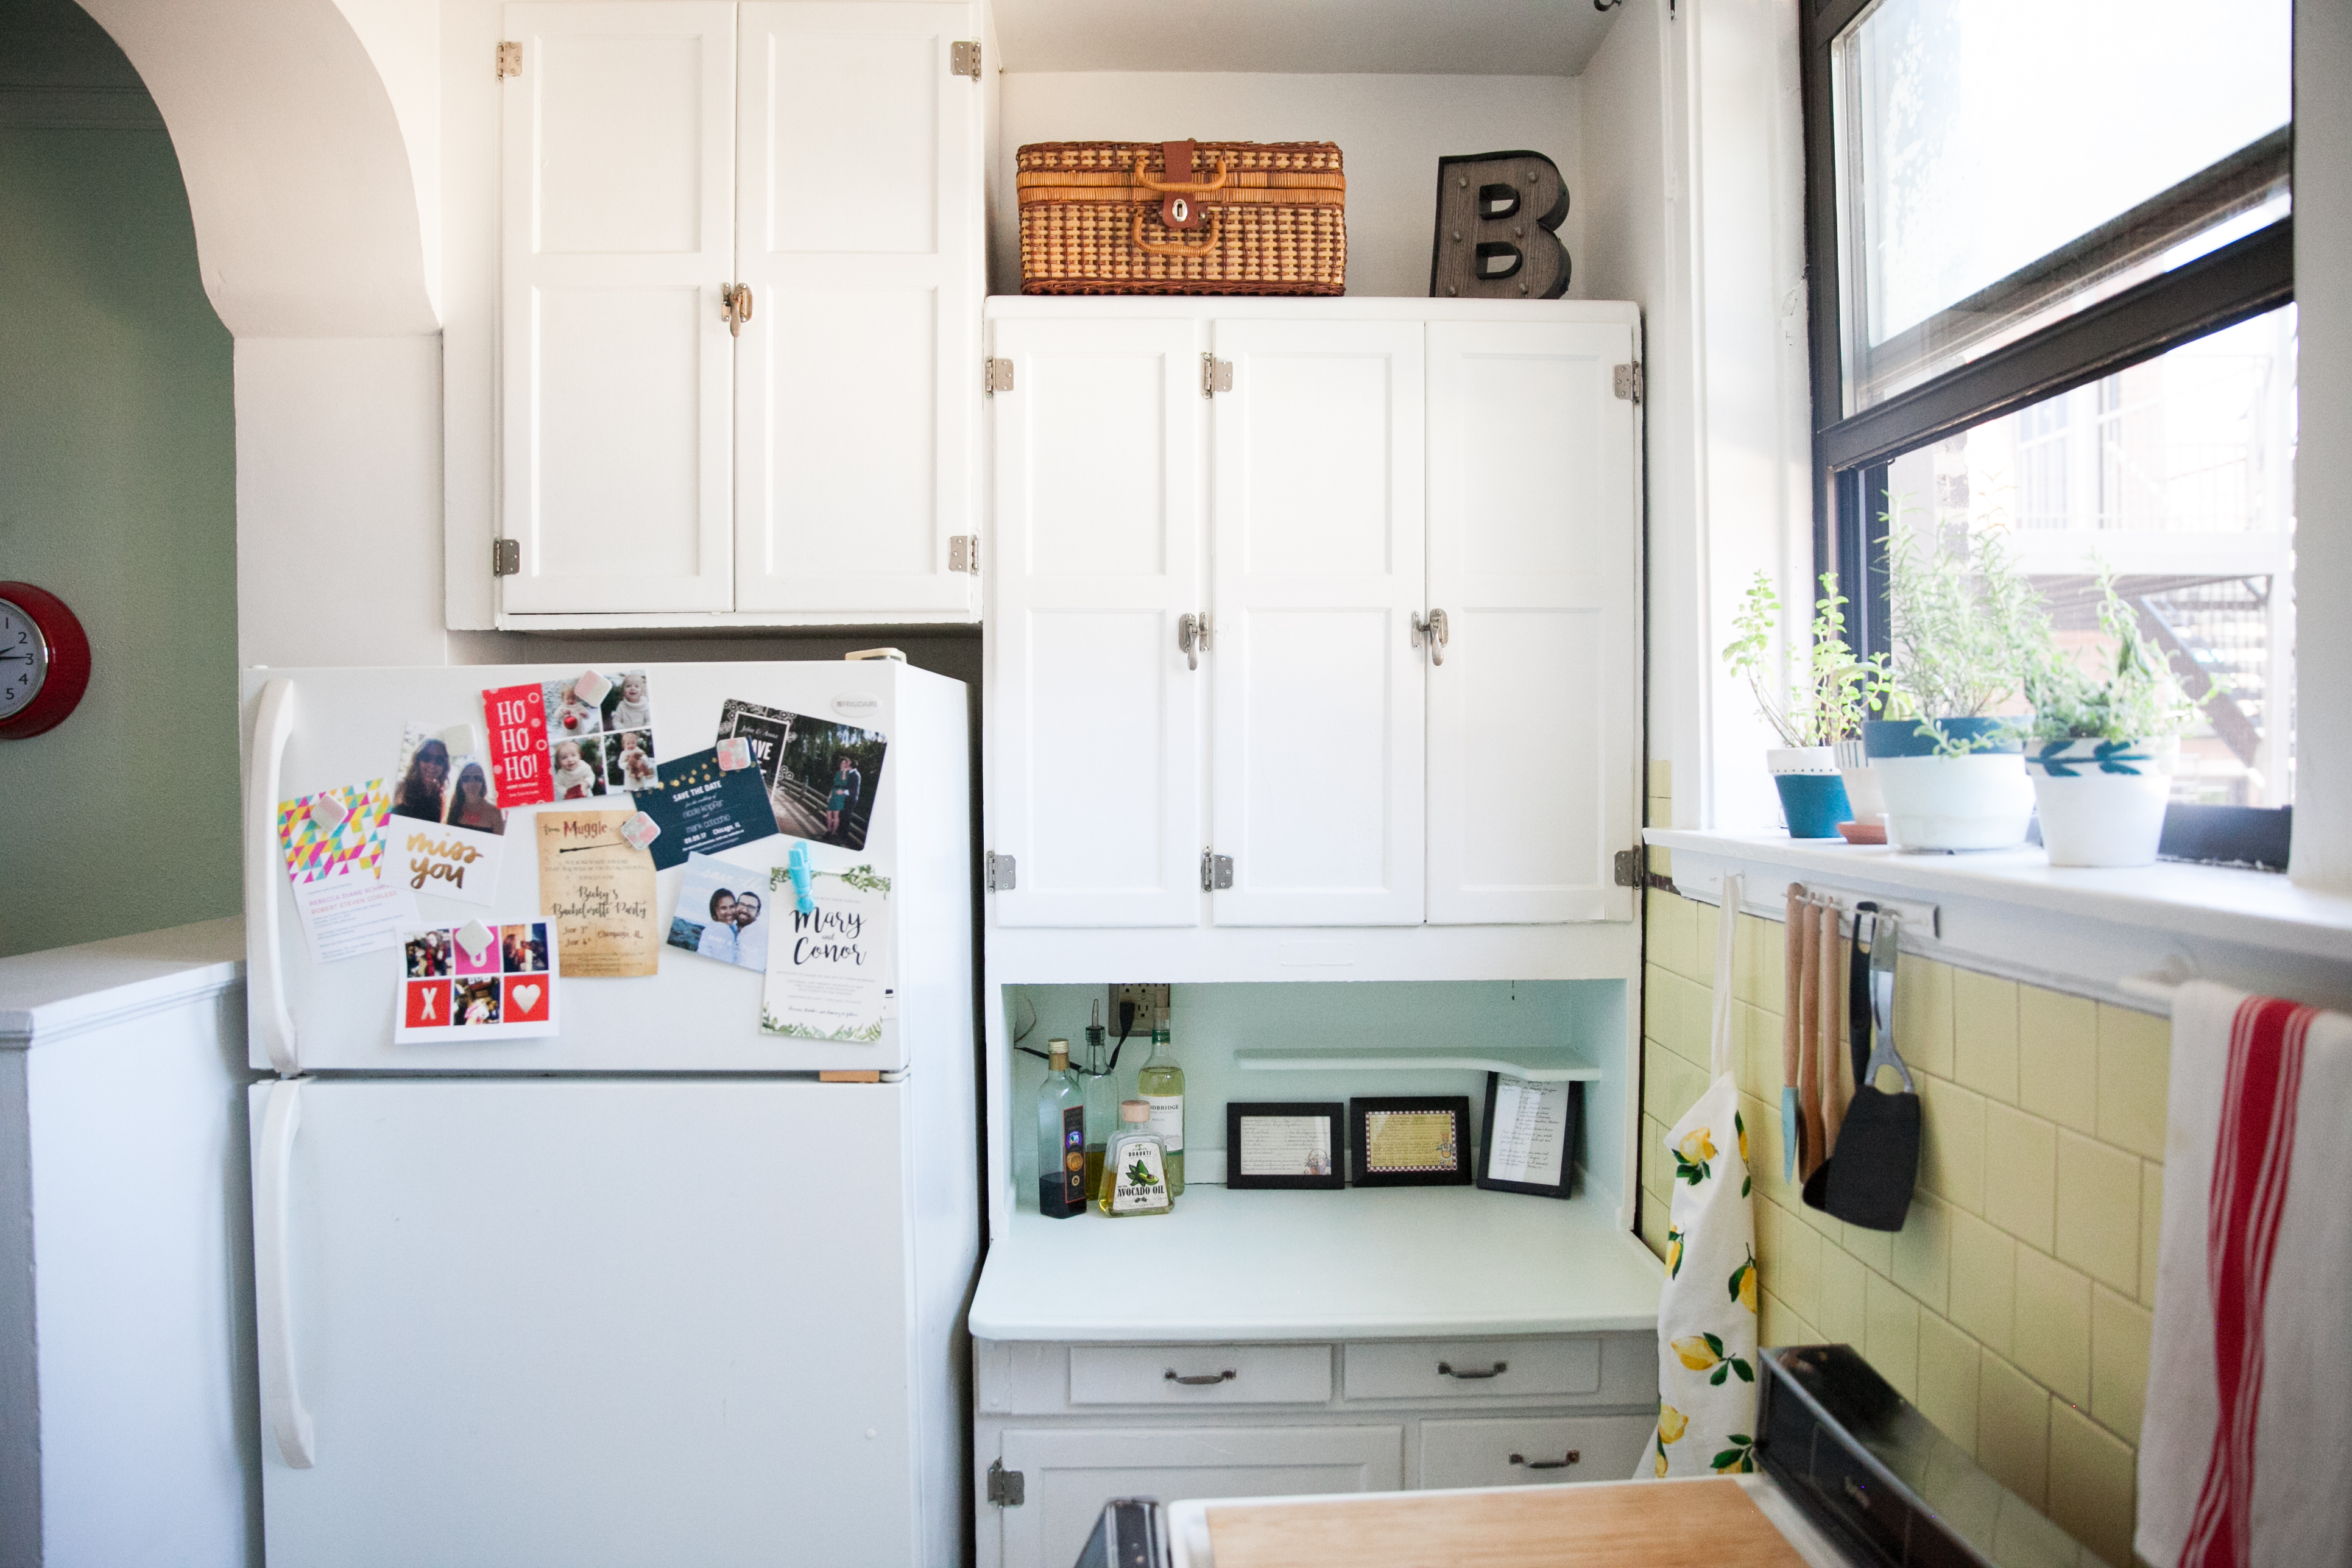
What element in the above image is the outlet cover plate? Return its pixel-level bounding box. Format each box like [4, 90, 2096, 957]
[1107, 984, 1170, 1039]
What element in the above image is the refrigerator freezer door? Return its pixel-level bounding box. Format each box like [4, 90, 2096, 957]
[251, 1076, 925, 1567]
[238, 660, 972, 1074]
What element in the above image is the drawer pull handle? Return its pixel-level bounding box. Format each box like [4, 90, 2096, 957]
[1511, 1450, 1581, 1471]
[1165, 1369, 1237, 1386]
[1438, 1360, 1508, 1380]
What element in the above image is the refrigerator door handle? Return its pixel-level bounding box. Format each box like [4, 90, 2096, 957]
[256, 1077, 317, 1468]
[245, 678, 301, 1074]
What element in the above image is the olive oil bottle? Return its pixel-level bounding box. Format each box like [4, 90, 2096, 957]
[1100, 1100, 1173, 1217]
[1081, 1001, 1117, 1199]
[1135, 1005, 1184, 1195]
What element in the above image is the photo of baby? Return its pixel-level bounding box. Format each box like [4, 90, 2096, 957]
[666, 855, 770, 972]
[500, 922, 549, 974]
[544, 677, 604, 740]
[607, 728, 659, 791]
[601, 671, 653, 732]
[551, 736, 606, 799]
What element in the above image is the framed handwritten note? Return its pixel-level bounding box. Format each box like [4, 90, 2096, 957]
[760, 867, 891, 1042]
[535, 810, 658, 976]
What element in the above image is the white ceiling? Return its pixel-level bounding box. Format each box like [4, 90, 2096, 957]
[990, 0, 1624, 77]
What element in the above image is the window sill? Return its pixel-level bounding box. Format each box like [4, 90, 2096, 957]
[1644, 829, 2352, 1015]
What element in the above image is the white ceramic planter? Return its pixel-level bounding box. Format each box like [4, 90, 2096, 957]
[2027, 737, 2178, 867]
[1873, 755, 2036, 850]
[1831, 738, 1888, 832]
[1766, 746, 1850, 838]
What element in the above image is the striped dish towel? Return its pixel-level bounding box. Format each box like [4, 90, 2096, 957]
[2136, 983, 2352, 1567]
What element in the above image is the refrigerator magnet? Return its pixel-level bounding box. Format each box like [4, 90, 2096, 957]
[397, 920, 559, 1040]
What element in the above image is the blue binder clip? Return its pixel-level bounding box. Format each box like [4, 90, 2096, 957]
[786, 841, 816, 914]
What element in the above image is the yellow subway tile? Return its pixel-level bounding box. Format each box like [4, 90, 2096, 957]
[1817, 1245, 1869, 1347]
[1647, 892, 1698, 982]
[1918, 1075, 1986, 1214]
[1982, 1104, 2057, 1252]
[1746, 1092, 1795, 1210]
[2011, 1247, 2091, 1406]
[2055, 1131, 2141, 1295]
[1759, 918, 1789, 1014]
[1916, 1312, 1980, 1452]
[1736, 1003, 1779, 1102]
[2096, 1004, 2170, 1160]
[1891, 1192, 1952, 1315]
[2141, 1159, 2164, 1305]
[1642, 962, 1676, 1048]
[1761, 1196, 1822, 1327]
[1947, 1208, 2017, 1357]
[1760, 1289, 1821, 1351]
[2046, 1401, 2138, 1568]
[1976, 1351, 2052, 1510]
[1643, 1040, 1704, 1129]
[1650, 758, 1674, 800]
[2091, 1285, 2152, 1446]
[1842, 1215, 1894, 1279]
[1734, 914, 1769, 1008]
[1865, 1271, 1921, 1400]
[1639, 1197, 1671, 1260]
[1667, 971, 1717, 1067]
[1642, 1115, 1673, 1204]
[1952, 969, 2019, 1104]
[2018, 987, 2098, 1136]
[1895, 957, 1955, 1080]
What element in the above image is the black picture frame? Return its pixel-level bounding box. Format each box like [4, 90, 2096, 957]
[1348, 1096, 1472, 1188]
[1474, 1073, 1579, 1199]
[1224, 1101, 1346, 1191]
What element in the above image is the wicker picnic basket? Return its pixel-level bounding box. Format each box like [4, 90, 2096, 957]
[1017, 139, 1346, 295]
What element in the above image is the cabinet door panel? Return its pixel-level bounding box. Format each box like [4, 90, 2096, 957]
[500, 3, 736, 614]
[996, 1425, 1402, 1568]
[735, 3, 978, 618]
[1426, 321, 1638, 924]
[1211, 319, 1425, 927]
[990, 317, 1203, 927]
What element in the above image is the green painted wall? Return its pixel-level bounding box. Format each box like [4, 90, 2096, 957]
[0, 18, 239, 955]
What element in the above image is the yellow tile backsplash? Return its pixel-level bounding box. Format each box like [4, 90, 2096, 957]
[1637, 890, 2167, 1563]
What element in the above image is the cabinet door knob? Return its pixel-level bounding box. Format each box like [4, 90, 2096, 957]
[1510, 1450, 1580, 1470]
[1165, 1368, 1237, 1386]
[1438, 1360, 1506, 1379]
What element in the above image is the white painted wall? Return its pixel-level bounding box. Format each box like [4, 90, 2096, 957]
[994, 72, 1583, 300]
[2292, 0, 2351, 889]
[331, 0, 443, 320]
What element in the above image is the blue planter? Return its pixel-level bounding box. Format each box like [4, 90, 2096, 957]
[1862, 716, 2023, 758]
[1773, 772, 1852, 839]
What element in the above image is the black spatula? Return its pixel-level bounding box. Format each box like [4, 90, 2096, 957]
[1824, 910, 1921, 1231]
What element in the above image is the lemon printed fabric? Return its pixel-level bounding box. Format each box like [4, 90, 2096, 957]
[1648, 875, 1760, 1478]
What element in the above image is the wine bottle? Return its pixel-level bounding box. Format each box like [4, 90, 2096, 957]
[1135, 1005, 1184, 1196]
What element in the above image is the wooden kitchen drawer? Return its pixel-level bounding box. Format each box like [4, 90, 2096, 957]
[1068, 1344, 1333, 1406]
[1419, 1414, 1654, 1489]
[1343, 1338, 1601, 1402]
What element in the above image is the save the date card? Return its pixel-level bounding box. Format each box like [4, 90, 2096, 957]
[395, 919, 560, 1042]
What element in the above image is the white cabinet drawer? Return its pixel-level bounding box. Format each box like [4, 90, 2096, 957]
[1343, 1338, 1600, 1401]
[1068, 1344, 1333, 1406]
[1419, 1414, 1655, 1489]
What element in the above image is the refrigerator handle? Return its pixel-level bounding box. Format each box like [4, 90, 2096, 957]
[245, 678, 301, 1074]
[256, 1077, 317, 1468]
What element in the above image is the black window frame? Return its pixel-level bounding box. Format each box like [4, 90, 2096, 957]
[1799, 0, 2295, 666]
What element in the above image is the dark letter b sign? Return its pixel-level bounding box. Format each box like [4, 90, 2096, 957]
[1429, 151, 1569, 300]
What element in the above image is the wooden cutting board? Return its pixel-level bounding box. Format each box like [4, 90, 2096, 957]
[1201, 1477, 1810, 1568]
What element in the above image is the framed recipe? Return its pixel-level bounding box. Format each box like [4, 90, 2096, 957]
[1225, 1102, 1346, 1190]
[1348, 1096, 1472, 1188]
[1475, 1073, 1578, 1199]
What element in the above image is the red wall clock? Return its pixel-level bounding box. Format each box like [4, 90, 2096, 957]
[0, 582, 93, 740]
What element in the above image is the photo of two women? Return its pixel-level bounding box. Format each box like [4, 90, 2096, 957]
[391, 730, 507, 835]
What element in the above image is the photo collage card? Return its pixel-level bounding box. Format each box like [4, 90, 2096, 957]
[396, 919, 559, 1040]
[545, 669, 659, 799]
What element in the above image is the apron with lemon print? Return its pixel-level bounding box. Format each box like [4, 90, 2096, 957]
[1647, 873, 1760, 1479]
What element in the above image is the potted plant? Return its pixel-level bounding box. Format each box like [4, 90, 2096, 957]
[2019, 571, 2198, 866]
[1725, 571, 1887, 839]
[1868, 518, 2046, 850]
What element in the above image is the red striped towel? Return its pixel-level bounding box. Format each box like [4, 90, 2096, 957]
[2137, 983, 2352, 1567]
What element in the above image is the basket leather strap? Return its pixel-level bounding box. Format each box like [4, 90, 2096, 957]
[1160, 139, 1204, 228]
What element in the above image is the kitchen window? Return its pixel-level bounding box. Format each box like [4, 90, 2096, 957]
[1801, 0, 2298, 817]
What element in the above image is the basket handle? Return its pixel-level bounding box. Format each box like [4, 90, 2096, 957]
[1133, 149, 1231, 195]
[1131, 211, 1222, 256]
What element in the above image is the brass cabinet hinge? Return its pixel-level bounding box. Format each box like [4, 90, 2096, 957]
[496, 40, 521, 78]
[950, 40, 981, 79]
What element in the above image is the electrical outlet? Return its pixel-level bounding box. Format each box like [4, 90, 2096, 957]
[1106, 984, 1170, 1039]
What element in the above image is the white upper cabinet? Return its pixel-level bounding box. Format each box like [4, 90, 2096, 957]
[499, 1, 980, 626]
[733, 2, 978, 617]
[989, 316, 1204, 928]
[500, 3, 738, 615]
[1425, 320, 1636, 925]
[1210, 319, 1427, 927]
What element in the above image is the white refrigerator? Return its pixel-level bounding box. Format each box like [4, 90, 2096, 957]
[237, 659, 978, 1568]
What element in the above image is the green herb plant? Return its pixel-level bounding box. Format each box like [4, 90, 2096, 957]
[1723, 571, 1890, 749]
[2022, 567, 2200, 743]
[1882, 508, 2050, 757]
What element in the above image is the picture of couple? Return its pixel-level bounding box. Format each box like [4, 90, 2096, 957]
[393, 728, 506, 835]
[712, 701, 887, 852]
[666, 856, 770, 972]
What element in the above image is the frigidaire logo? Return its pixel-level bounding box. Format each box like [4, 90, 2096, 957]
[833, 693, 880, 719]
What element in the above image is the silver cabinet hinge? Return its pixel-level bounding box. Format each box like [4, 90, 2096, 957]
[1202, 354, 1232, 398]
[950, 40, 982, 79]
[1612, 362, 1642, 403]
[983, 357, 1014, 394]
[985, 852, 1016, 892]
[492, 539, 520, 576]
[986, 1459, 1023, 1506]
[948, 535, 980, 574]
[1612, 848, 1644, 888]
[496, 40, 521, 77]
[1201, 849, 1234, 891]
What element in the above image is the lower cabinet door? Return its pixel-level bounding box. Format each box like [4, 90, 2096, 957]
[1418, 1414, 1654, 1490]
[995, 1425, 1402, 1568]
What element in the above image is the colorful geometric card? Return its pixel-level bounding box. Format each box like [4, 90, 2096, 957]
[277, 779, 394, 885]
[395, 920, 560, 1041]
